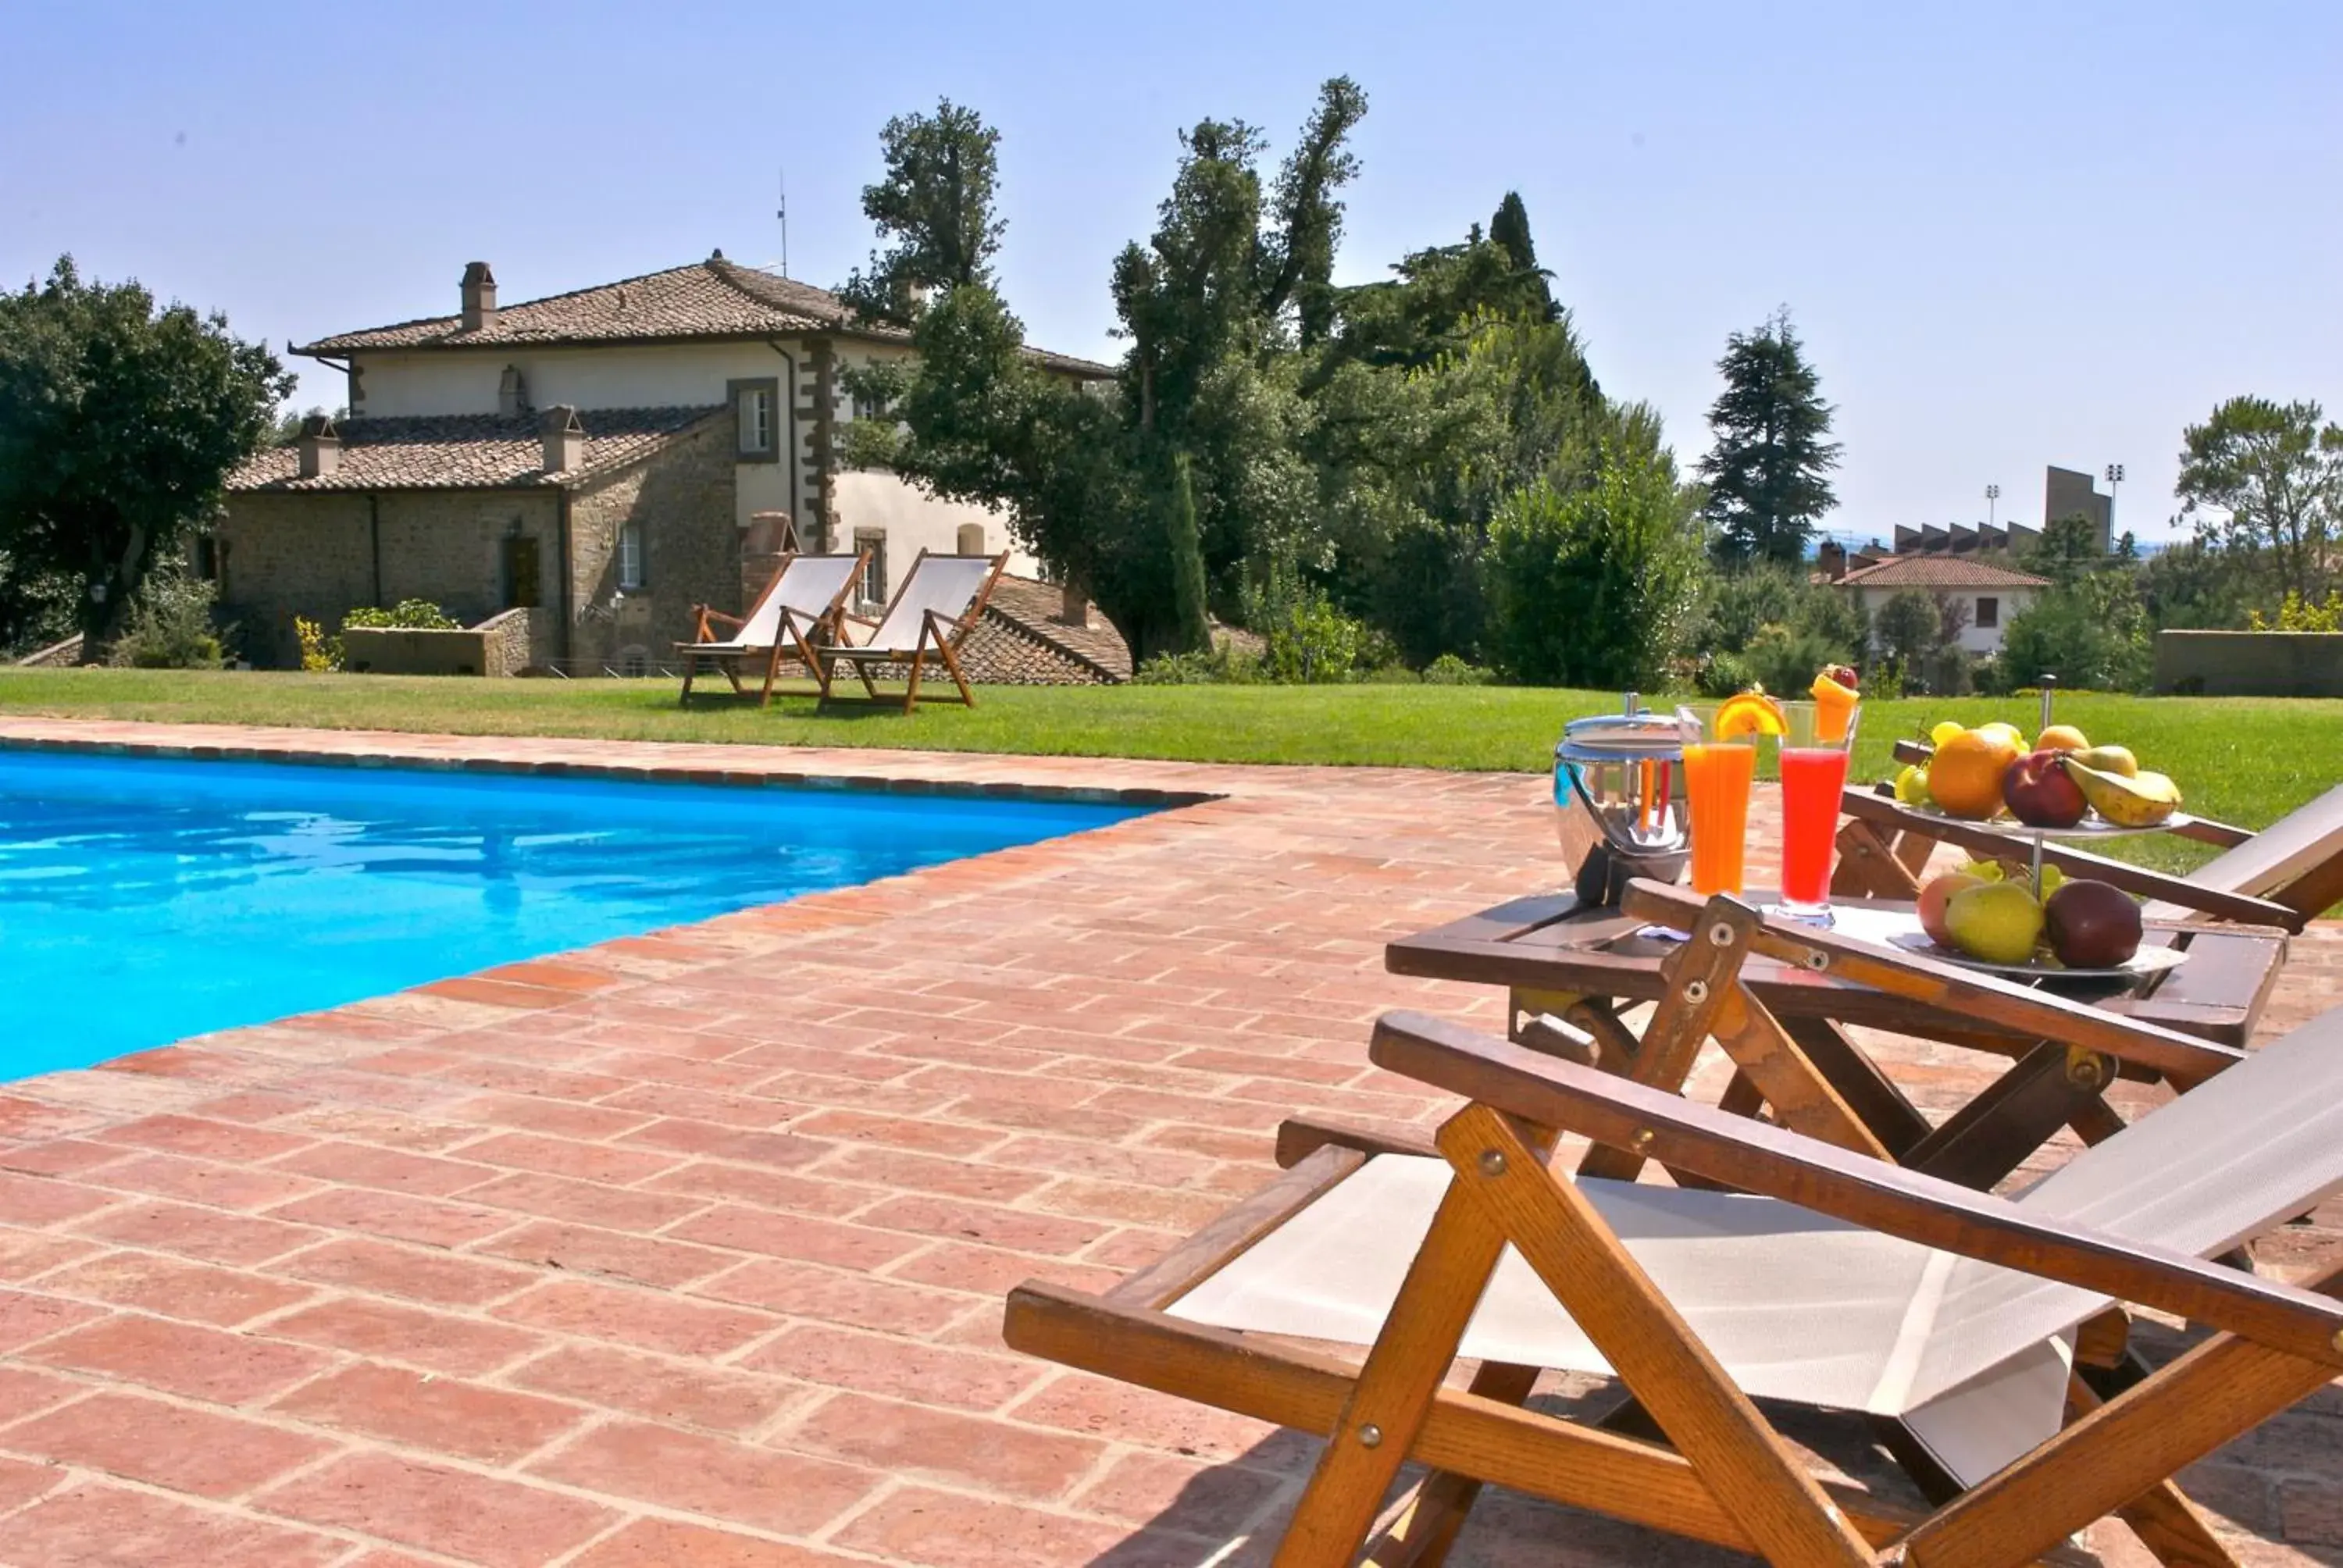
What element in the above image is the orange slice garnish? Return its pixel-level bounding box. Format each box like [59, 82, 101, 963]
[1810, 670, 1860, 744]
[1714, 691, 1788, 740]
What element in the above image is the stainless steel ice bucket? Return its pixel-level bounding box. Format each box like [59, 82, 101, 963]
[1553, 695, 1690, 907]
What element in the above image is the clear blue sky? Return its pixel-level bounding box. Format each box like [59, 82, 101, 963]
[5, 1, 2336, 542]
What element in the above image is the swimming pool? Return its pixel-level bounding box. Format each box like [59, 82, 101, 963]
[0, 751, 1152, 1079]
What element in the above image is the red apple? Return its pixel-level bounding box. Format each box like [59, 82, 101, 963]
[1917, 871, 1986, 947]
[2044, 879, 2143, 968]
[2002, 748, 2089, 829]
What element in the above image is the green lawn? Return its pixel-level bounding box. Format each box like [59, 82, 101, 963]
[2, 668, 2337, 878]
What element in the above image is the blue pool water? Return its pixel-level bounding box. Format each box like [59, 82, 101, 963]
[0, 752, 1151, 1079]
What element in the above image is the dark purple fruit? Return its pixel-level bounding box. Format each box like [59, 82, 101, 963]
[2043, 879, 2142, 968]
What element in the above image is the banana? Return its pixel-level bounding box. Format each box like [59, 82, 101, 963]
[2060, 757, 2181, 827]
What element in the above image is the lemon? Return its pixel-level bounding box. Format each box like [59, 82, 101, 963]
[1930, 721, 1965, 748]
[1977, 722, 2028, 752]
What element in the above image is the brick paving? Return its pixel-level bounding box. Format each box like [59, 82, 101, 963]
[0, 716, 2333, 1566]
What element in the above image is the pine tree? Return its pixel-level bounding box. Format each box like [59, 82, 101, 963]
[1698, 308, 1842, 566]
[1487, 191, 1557, 322]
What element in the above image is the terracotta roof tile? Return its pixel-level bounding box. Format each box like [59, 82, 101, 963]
[300, 258, 1115, 378]
[981, 576, 1132, 681]
[227, 406, 724, 493]
[1835, 554, 2049, 590]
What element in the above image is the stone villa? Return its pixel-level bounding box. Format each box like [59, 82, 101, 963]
[215, 256, 1121, 676]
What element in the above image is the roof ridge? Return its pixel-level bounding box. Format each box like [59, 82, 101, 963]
[297, 258, 753, 353]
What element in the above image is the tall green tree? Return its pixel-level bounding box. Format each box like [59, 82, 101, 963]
[1698, 308, 1841, 565]
[839, 98, 1005, 322]
[1485, 425, 1703, 686]
[2020, 512, 2105, 588]
[2176, 395, 2341, 604]
[1262, 78, 1369, 348]
[0, 257, 291, 654]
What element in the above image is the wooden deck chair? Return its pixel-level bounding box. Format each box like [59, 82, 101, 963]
[675, 551, 864, 707]
[1006, 920, 2343, 1567]
[813, 550, 1006, 714]
[1836, 743, 2343, 932]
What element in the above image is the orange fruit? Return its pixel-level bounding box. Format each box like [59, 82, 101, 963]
[1928, 729, 2022, 819]
[2035, 724, 2089, 754]
[1714, 692, 1787, 740]
[1809, 670, 1859, 744]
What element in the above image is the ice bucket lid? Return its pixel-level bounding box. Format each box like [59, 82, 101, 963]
[1556, 701, 1685, 767]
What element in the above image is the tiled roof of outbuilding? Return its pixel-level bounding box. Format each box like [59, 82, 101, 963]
[299, 257, 1118, 379]
[226, 406, 726, 493]
[1836, 554, 2050, 590]
[982, 576, 1132, 682]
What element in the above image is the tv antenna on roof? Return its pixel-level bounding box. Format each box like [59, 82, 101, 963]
[776, 169, 789, 279]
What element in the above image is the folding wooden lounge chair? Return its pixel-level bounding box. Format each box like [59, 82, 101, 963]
[1837, 746, 2343, 932]
[812, 550, 1006, 714]
[1006, 903, 2343, 1568]
[675, 551, 865, 707]
[1607, 880, 2258, 1192]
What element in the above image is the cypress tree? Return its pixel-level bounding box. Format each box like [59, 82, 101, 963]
[1489, 191, 1537, 274]
[1167, 452, 1213, 654]
[1487, 191, 1557, 322]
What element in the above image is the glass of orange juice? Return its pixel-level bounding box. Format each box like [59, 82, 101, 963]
[1677, 703, 1760, 896]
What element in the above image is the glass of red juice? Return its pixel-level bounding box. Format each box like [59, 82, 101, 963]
[1772, 699, 1859, 924]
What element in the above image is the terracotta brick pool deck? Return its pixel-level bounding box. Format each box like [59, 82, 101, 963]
[0, 718, 2334, 1567]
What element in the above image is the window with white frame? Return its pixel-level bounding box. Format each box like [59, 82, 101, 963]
[854, 529, 888, 607]
[852, 387, 893, 422]
[618, 520, 645, 590]
[729, 377, 779, 461]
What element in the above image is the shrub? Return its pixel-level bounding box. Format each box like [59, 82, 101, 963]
[1692, 562, 1865, 665]
[294, 616, 341, 673]
[1130, 643, 1266, 684]
[108, 570, 224, 669]
[1999, 576, 2152, 691]
[1421, 652, 1491, 686]
[2248, 590, 2343, 633]
[1485, 445, 1702, 687]
[1693, 650, 1754, 698]
[1261, 590, 1364, 683]
[343, 599, 459, 630]
[1742, 625, 1850, 697]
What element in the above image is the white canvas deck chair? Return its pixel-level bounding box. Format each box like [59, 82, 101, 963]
[815, 550, 1006, 714]
[1005, 899, 2343, 1568]
[676, 551, 865, 707]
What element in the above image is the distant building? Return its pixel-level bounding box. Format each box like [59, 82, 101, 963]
[2042, 465, 2113, 551]
[1831, 554, 2050, 657]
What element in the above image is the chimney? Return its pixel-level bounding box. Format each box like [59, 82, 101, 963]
[539, 405, 583, 473]
[1058, 576, 1089, 627]
[497, 365, 530, 419]
[296, 414, 341, 479]
[461, 262, 497, 331]
[1816, 540, 1846, 581]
